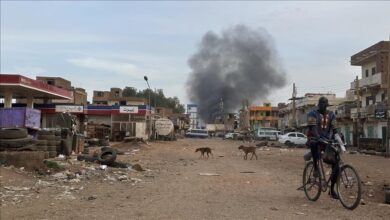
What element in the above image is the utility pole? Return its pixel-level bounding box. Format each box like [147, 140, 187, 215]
[220, 97, 225, 132]
[386, 38, 390, 158]
[292, 83, 297, 129]
[355, 76, 361, 151]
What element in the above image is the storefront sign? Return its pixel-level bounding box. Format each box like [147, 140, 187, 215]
[120, 106, 139, 114]
[55, 105, 83, 113]
[375, 109, 386, 119]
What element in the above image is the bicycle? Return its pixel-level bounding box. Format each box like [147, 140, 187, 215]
[302, 138, 362, 210]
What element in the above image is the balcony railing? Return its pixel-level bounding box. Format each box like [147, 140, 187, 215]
[249, 116, 274, 121]
[350, 102, 386, 119]
[350, 72, 382, 89]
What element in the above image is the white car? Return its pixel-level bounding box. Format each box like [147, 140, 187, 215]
[185, 129, 209, 138]
[224, 132, 235, 139]
[278, 132, 307, 146]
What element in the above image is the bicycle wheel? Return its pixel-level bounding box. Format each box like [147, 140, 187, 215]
[337, 164, 362, 210]
[303, 161, 322, 201]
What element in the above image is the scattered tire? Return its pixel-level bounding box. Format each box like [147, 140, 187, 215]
[0, 136, 33, 148]
[37, 135, 55, 141]
[77, 154, 97, 162]
[0, 128, 28, 139]
[97, 148, 117, 165]
[48, 151, 57, 158]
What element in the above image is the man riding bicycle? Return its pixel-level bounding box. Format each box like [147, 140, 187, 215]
[306, 96, 346, 199]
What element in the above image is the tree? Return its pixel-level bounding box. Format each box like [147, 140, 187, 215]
[122, 87, 185, 113]
[122, 87, 138, 97]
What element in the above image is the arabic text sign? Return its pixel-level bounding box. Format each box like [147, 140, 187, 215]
[120, 106, 139, 114]
[55, 105, 83, 113]
[155, 118, 174, 136]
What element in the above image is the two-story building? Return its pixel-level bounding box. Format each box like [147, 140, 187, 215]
[349, 41, 389, 146]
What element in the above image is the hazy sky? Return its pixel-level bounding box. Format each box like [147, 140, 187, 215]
[1, 1, 390, 106]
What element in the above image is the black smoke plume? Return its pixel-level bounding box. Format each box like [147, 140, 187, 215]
[186, 25, 287, 122]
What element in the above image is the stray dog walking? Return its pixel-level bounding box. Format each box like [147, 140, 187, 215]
[238, 145, 258, 160]
[195, 147, 213, 159]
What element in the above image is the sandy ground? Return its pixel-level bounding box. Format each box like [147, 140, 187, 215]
[1, 138, 390, 220]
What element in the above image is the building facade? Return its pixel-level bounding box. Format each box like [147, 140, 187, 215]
[248, 103, 279, 130]
[348, 41, 389, 146]
[17, 76, 88, 106]
[278, 93, 345, 133]
[92, 88, 146, 106]
[187, 104, 204, 129]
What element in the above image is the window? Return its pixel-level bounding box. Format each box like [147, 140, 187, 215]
[369, 96, 375, 105]
[365, 69, 369, 77]
[297, 133, 305, 138]
[372, 67, 376, 75]
[47, 80, 54, 85]
[288, 133, 296, 137]
[115, 91, 119, 97]
[97, 92, 103, 97]
[382, 93, 386, 102]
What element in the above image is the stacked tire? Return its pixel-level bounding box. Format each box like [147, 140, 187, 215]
[32, 139, 49, 159]
[0, 128, 33, 151]
[37, 130, 58, 158]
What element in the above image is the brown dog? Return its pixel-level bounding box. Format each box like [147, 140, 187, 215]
[238, 145, 258, 160]
[195, 147, 213, 159]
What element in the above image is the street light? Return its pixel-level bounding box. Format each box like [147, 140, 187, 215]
[144, 76, 152, 140]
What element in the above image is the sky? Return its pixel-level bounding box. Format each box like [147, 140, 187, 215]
[1, 1, 390, 107]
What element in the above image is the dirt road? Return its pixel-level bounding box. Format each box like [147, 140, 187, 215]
[1, 138, 389, 219]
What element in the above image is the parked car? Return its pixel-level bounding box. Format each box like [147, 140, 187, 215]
[255, 128, 281, 141]
[278, 132, 307, 146]
[185, 129, 209, 138]
[224, 132, 234, 139]
[215, 132, 225, 138]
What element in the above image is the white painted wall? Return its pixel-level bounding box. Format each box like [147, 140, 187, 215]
[135, 122, 147, 139]
[361, 60, 376, 78]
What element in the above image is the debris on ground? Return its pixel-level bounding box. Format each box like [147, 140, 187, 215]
[199, 173, 220, 176]
[131, 163, 144, 172]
